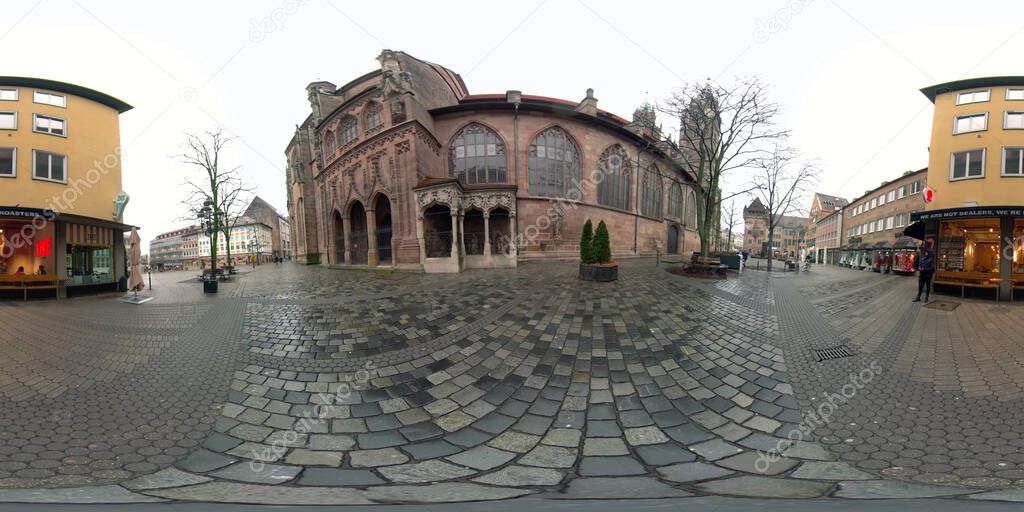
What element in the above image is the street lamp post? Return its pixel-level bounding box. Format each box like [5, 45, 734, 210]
[197, 199, 221, 293]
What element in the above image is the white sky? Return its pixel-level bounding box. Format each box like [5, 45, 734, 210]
[2, 0, 1021, 248]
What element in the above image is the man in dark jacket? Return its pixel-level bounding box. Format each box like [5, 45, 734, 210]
[913, 244, 936, 302]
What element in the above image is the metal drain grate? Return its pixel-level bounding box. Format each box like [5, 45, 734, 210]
[813, 344, 856, 362]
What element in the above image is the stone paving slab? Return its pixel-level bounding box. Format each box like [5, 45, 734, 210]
[833, 480, 978, 499]
[9, 262, 1024, 505]
[0, 485, 165, 503]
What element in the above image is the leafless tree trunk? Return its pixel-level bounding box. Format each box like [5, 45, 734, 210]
[648, 77, 788, 256]
[752, 145, 819, 271]
[178, 129, 252, 273]
[723, 199, 738, 252]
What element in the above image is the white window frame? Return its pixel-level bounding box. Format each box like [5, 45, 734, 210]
[957, 89, 991, 105]
[870, 198, 877, 209]
[0, 147, 15, 177]
[898, 186, 906, 198]
[0, 111, 16, 130]
[950, 148, 986, 181]
[33, 90, 66, 108]
[886, 216, 894, 230]
[0, 88, 17, 101]
[1003, 147, 1024, 177]
[1006, 88, 1024, 101]
[878, 194, 886, 206]
[910, 181, 921, 194]
[31, 149, 68, 184]
[1005, 111, 1024, 130]
[896, 214, 906, 228]
[953, 112, 988, 134]
[32, 114, 66, 137]
[887, 190, 895, 202]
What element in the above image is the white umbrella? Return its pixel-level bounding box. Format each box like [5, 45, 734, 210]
[127, 227, 144, 293]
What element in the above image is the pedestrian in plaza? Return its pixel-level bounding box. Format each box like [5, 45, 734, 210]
[913, 244, 935, 303]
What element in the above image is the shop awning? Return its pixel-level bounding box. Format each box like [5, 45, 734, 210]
[873, 240, 893, 249]
[894, 237, 918, 249]
[903, 221, 925, 240]
[857, 242, 873, 250]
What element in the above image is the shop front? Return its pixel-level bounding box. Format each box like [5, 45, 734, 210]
[891, 237, 918, 276]
[909, 207, 1024, 300]
[0, 207, 127, 298]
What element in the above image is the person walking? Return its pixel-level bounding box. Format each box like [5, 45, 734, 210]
[913, 244, 935, 303]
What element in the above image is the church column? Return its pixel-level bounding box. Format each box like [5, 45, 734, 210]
[483, 211, 491, 264]
[342, 216, 352, 264]
[367, 208, 379, 267]
[450, 209, 460, 268]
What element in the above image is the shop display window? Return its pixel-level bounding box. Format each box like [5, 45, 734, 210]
[938, 219, 1000, 273]
[66, 245, 113, 286]
[1014, 220, 1024, 276]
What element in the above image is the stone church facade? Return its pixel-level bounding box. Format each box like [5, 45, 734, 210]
[285, 50, 701, 272]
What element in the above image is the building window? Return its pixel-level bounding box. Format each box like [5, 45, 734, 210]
[898, 186, 905, 198]
[640, 165, 663, 218]
[1005, 111, 1024, 129]
[527, 126, 580, 198]
[886, 216, 894, 230]
[32, 114, 65, 136]
[0, 147, 14, 177]
[1004, 147, 1024, 176]
[597, 144, 632, 211]
[878, 194, 885, 206]
[910, 181, 921, 194]
[870, 198, 877, 209]
[954, 113, 988, 134]
[340, 116, 358, 145]
[956, 90, 990, 105]
[668, 182, 683, 219]
[32, 150, 67, 183]
[449, 123, 507, 184]
[887, 190, 895, 202]
[0, 111, 16, 130]
[1007, 88, 1024, 101]
[323, 129, 335, 156]
[33, 90, 66, 107]
[364, 102, 382, 130]
[0, 89, 17, 101]
[685, 188, 697, 227]
[896, 214, 905, 227]
[950, 149, 985, 180]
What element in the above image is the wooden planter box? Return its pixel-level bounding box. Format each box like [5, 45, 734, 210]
[579, 262, 619, 282]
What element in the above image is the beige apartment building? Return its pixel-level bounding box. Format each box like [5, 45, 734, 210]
[839, 168, 927, 271]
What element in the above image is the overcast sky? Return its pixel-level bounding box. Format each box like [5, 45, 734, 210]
[2, 0, 1022, 249]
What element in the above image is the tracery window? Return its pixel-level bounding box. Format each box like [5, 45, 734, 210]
[340, 116, 358, 145]
[448, 123, 507, 184]
[668, 182, 683, 219]
[640, 164, 663, 218]
[323, 130, 335, 156]
[684, 188, 697, 226]
[528, 127, 581, 198]
[364, 102, 382, 130]
[597, 145, 632, 211]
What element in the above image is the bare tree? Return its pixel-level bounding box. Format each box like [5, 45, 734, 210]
[722, 199, 739, 253]
[646, 77, 788, 256]
[751, 145, 819, 271]
[178, 129, 252, 273]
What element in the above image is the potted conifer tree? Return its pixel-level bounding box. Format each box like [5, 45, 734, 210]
[578, 220, 619, 282]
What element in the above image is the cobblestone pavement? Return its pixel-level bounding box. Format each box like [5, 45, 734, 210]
[6, 262, 1024, 504]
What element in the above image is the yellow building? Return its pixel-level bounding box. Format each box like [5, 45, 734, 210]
[913, 76, 1024, 300]
[0, 77, 133, 296]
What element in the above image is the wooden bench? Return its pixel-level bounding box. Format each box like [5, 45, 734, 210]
[691, 254, 722, 266]
[197, 268, 231, 282]
[0, 275, 61, 301]
[933, 271, 1001, 300]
